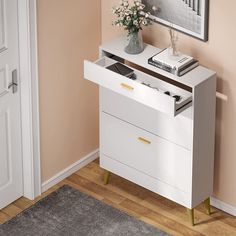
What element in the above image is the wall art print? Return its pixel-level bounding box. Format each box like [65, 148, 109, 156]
[142, 0, 209, 41]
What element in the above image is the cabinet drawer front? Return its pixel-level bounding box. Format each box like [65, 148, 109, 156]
[100, 88, 192, 150]
[84, 57, 192, 116]
[100, 154, 191, 208]
[101, 112, 191, 193]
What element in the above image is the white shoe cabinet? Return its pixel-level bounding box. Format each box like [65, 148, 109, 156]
[84, 36, 216, 225]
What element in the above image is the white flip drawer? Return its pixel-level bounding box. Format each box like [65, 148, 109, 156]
[101, 112, 191, 193]
[100, 87, 192, 150]
[84, 57, 192, 116]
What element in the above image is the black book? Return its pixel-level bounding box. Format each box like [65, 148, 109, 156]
[106, 62, 134, 77]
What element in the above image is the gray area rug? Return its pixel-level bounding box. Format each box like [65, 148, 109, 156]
[0, 185, 169, 236]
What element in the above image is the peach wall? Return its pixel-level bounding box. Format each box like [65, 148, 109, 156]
[102, 0, 236, 207]
[37, 0, 101, 181]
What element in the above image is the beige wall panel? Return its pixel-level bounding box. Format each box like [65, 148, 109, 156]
[37, 0, 101, 181]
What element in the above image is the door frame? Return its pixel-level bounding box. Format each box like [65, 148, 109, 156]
[18, 0, 41, 199]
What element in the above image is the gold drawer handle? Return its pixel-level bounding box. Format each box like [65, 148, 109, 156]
[138, 137, 151, 145]
[121, 83, 134, 91]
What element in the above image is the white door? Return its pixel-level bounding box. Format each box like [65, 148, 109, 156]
[0, 0, 23, 209]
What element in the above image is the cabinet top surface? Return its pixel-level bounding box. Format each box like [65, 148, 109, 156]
[101, 36, 216, 88]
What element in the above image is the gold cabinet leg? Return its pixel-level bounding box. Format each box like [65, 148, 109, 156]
[103, 170, 110, 185]
[204, 197, 211, 215]
[187, 208, 194, 226]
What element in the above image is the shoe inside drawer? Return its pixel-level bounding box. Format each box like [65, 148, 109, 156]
[84, 57, 192, 116]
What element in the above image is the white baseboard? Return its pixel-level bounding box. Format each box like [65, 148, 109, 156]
[42, 149, 99, 193]
[211, 197, 236, 216]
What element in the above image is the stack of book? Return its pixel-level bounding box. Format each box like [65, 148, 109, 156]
[148, 48, 199, 76]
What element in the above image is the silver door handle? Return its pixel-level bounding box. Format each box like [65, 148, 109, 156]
[8, 69, 18, 94]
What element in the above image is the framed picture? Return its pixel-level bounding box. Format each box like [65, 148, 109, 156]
[142, 0, 209, 41]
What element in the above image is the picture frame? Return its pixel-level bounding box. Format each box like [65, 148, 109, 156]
[142, 0, 209, 41]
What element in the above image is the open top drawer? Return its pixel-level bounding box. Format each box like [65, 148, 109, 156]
[84, 57, 192, 116]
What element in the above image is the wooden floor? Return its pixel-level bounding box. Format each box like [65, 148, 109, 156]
[1, 159, 236, 235]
